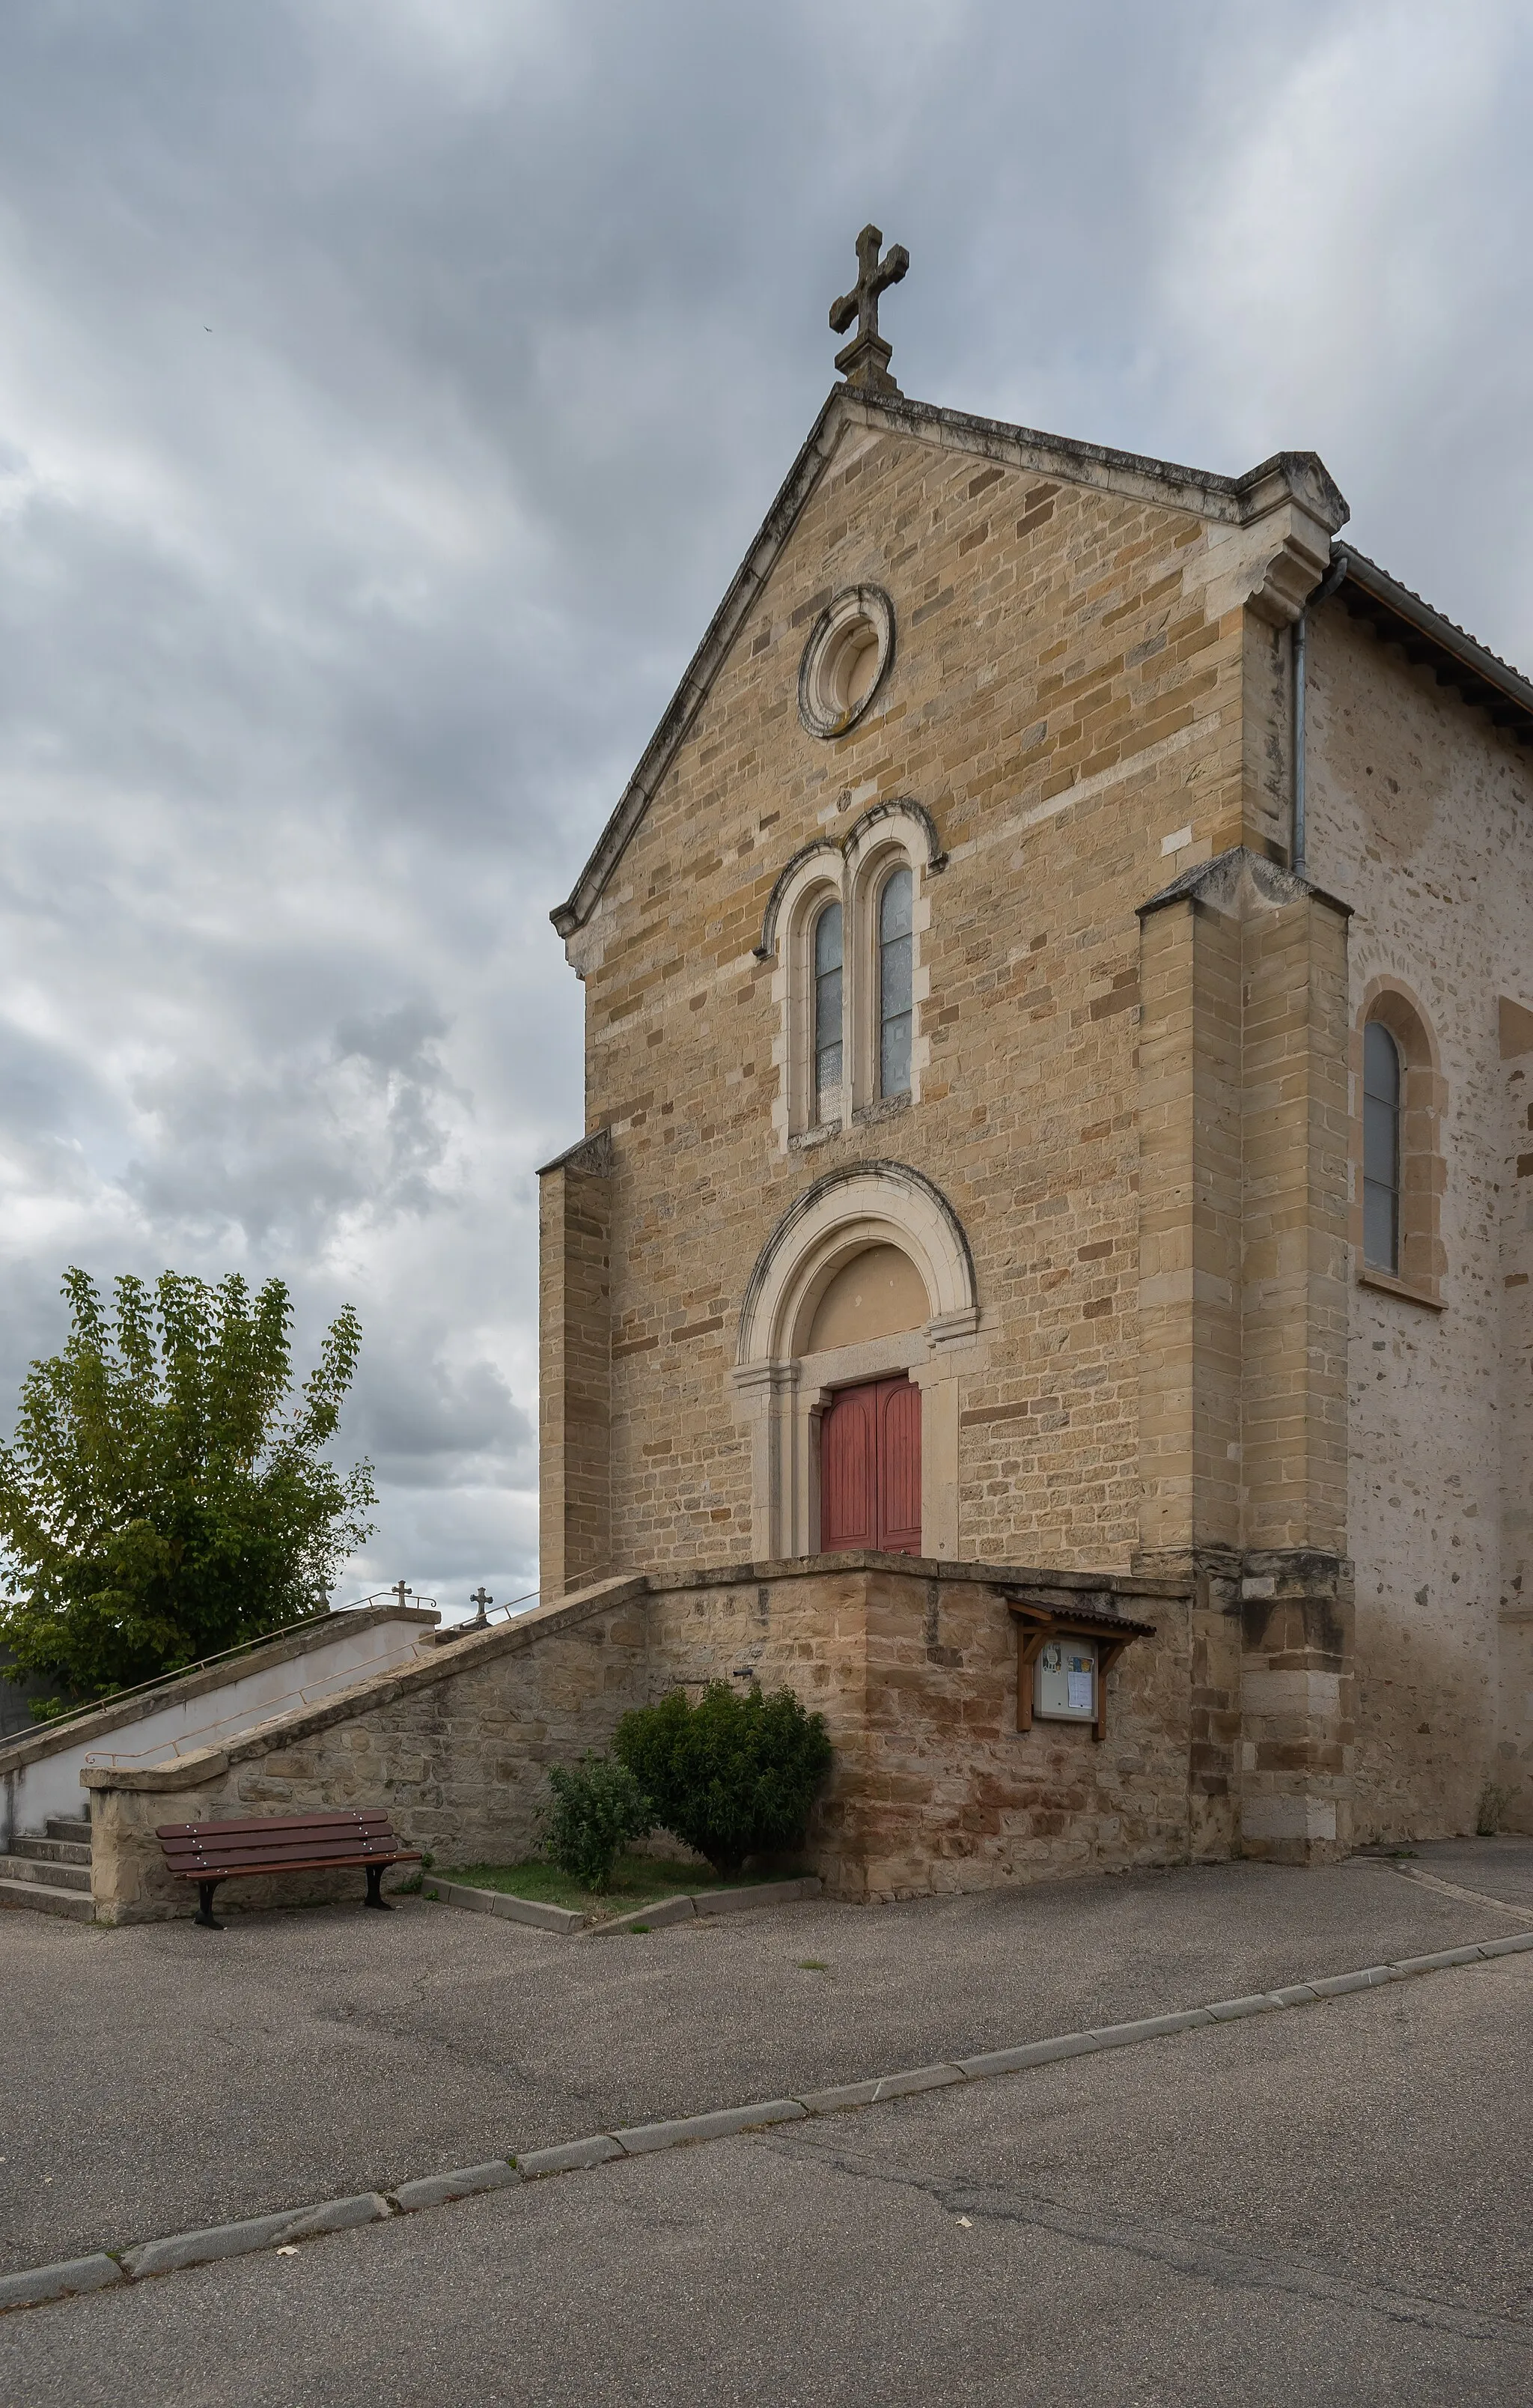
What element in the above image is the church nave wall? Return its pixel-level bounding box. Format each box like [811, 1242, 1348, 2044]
[1305, 603, 1533, 1836]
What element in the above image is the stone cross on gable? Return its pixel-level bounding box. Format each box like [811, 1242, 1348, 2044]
[829, 224, 909, 397]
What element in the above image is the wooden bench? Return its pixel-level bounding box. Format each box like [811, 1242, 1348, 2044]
[156, 1810, 422, 1929]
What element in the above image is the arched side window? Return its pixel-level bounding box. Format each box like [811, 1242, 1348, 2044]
[813, 900, 844, 1120]
[764, 803, 938, 1148]
[845, 827, 927, 1119]
[1362, 1020, 1401, 1272]
[1354, 983, 1445, 1306]
[877, 866, 913, 1099]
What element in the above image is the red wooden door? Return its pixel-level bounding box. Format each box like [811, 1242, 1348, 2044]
[820, 1376, 922, 1556]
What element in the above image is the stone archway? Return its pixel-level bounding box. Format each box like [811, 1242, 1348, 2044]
[731, 1163, 983, 1560]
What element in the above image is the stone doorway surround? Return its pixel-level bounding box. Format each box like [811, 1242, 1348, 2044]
[731, 1162, 984, 1561]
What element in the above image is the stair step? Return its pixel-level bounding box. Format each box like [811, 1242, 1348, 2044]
[0, 1875, 94, 1922]
[46, 1815, 91, 1844]
[0, 1853, 92, 1893]
[14, 1835, 92, 1867]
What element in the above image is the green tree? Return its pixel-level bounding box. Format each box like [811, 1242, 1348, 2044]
[0, 1268, 377, 1709]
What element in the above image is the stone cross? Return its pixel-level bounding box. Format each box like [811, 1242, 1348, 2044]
[829, 225, 909, 397]
[390, 1579, 412, 1608]
[467, 1586, 493, 1627]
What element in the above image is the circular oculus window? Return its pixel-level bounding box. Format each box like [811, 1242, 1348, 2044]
[797, 585, 896, 739]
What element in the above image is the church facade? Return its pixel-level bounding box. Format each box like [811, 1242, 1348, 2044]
[538, 236, 1533, 1888]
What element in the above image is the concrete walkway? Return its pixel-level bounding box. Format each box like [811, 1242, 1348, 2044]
[2, 1839, 1529, 2280]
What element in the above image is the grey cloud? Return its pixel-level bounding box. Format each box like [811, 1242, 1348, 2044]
[125, 999, 463, 1246]
[1, 0, 1529, 1606]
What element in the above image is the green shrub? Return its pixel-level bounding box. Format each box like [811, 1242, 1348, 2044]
[614, 1682, 832, 1876]
[540, 1754, 653, 1892]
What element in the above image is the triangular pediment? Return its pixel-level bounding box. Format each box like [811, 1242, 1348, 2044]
[552, 385, 1358, 941]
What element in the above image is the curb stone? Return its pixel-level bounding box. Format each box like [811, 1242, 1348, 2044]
[419, 1881, 585, 1934]
[597, 1894, 695, 1935]
[516, 2137, 624, 2178]
[419, 1873, 821, 1936]
[1088, 2009, 1214, 2049]
[954, 2032, 1101, 2077]
[120, 2195, 392, 2281]
[614, 2100, 807, 2153]
[591, 1876, 823, 1936]
[392, 2161, 520, 2213]
[0, 2255, 124, 2312]
[4, 1924, 1530, 2318]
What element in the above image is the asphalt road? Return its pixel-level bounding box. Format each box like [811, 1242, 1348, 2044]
[3, 1942, 1529, 2407]
[2, 1839, 1530, 2279]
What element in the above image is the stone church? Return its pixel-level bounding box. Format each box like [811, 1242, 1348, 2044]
[536, 228, 1533, 1893]
[10, 234, 1532, 1925]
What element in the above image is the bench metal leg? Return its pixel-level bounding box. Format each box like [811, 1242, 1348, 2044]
[363, 1864, 394, 1912]
[195, 1881, 225, 1930]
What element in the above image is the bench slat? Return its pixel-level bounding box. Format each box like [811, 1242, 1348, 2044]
[160, 1846, 406, 1873]
[156, 1812, 393, 1839]
[167, 1851, 420, 1880]
[160, 1830, 400, 1852]
[159, 1840, 399, 1858]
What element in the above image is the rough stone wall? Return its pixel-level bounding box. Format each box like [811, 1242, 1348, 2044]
[1499, 1007, 1533, 1823]
[88, 1561, 1200, 1918]
[645, 1560, 1194, 1903]
[88, 1580, 650, 1922]
[565, 422, 1261, 1578]
[1305, 602, 1533, 1837]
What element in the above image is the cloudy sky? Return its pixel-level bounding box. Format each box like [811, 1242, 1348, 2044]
[1, 1, 1529, 1619]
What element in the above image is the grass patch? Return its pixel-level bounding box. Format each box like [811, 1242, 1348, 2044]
[437, 1852, 796, 1918]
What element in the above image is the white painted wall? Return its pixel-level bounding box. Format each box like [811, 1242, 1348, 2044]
[1, 1611, 437, 1848]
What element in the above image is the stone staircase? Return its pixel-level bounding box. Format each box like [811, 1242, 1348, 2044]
[0, 1814, 94, 1921]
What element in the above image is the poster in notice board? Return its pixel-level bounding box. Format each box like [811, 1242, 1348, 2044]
[1034, 1638, 1097, 1721]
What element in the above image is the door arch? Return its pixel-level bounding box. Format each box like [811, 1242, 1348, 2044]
[730, 1163, 982, 1561]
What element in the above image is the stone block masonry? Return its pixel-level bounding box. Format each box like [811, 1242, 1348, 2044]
[86, 1578, 654, 1923]
[560, 417, 1280, 1584]
[540, 369, 1532, 1854]
[78, 1554, 1302, 1920]
[539, 1128, 615, 1597]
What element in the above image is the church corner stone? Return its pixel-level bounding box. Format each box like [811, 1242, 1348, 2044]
[539, 1128, 614, 1597]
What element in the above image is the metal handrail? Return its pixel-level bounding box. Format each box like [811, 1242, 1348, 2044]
[439, 1582, 543, 1634]
[82, 1620, 444, 1768]
[16, 1586, 441, 1733]
[78, 1585, 552, 1765]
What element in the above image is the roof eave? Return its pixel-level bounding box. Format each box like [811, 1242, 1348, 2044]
[1333, 548, 1533, 745]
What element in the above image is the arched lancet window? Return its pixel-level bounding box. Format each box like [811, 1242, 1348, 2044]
[878, 865, 913, 1098]
[1362, 1018, 1401, 1273]
[813, 900, 844, 1119]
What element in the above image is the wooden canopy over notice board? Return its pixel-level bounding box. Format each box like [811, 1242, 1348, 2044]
[1003, 1595, 1157, 1742]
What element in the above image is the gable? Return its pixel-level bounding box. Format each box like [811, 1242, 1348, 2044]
[552, 384, 1350, 943]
